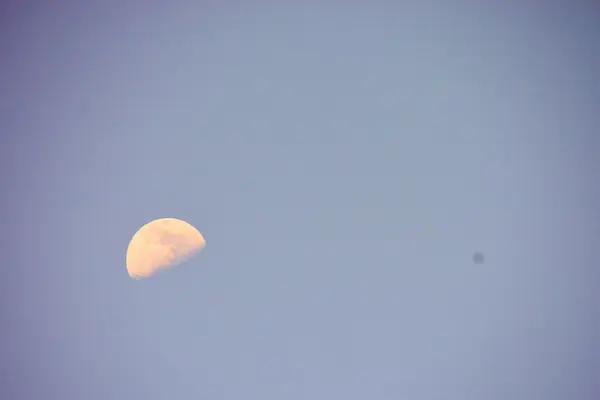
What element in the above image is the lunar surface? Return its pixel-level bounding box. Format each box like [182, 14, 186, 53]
[126, 218, 206, 279]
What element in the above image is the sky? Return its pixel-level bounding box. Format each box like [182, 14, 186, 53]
[1, 2, 599, 399]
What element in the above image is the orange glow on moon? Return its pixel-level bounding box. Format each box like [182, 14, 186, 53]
[126, 218, 206, 280]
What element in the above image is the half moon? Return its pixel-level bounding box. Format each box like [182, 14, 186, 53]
[126, 218, 206, 280]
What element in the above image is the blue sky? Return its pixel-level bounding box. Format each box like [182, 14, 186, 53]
[2, 3, 599, 399]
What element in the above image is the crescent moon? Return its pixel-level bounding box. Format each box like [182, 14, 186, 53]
[126, 218, 206, 280]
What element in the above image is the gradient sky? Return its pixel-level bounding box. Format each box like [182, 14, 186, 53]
[1, 3, 599, 399]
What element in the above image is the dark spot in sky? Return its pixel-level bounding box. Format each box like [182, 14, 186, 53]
[472, 252, 485, 264]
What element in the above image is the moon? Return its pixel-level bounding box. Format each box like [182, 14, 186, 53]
[126, 218, 206, 280]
